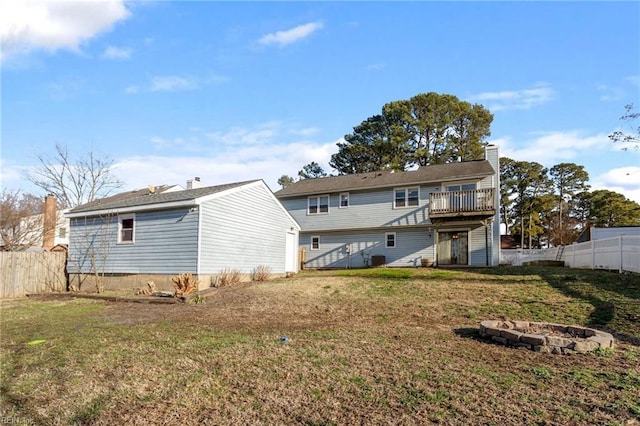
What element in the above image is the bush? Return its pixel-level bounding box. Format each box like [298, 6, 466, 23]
[212, 268, 242, 287]
[172, 272, 199, 297]
[251, 265, 272, 282]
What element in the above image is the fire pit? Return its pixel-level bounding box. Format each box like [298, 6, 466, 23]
[479, 320, 614, 354]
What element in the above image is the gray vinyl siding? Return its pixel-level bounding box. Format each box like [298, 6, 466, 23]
[302, 228, 434, 269]
[468, 225, 492, 266]
[199, 184, 297, 274]
[68, 208, 199, 274]
[281, 185, 436, 232]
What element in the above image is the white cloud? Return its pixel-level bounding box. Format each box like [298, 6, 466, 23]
[494, 131, 608, 165]
[591, 166, 640, 203]
[1, 0, 130, 61]
[205, 123, 280, 146]
[625, 75, 640, 88]
[596, 83, 625, 102]
[126, 74, 228, 94]
[102, 45, 131, 60]
[288, 127, 320, 137]
[113, 141, 336, 192]
[258, 21, 324, 47]
[493, 131, 640, 203]
[468, 83, 555, 112]
[150, 76, 197, 92]
[366, 63, 385, 70]
[0, 158, 27, 189]
[114, 122, 337, 191]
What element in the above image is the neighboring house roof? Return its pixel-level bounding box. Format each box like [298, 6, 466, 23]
[274, 160, 495, 198]
[68, 180, 260, 216]
[575, 226, 640, 243]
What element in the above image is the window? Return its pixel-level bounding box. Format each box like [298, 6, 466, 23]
[446, 183, 476, 192]
[58, 227, 66, 239]
[394, 187, 419, 208]
[340, 192, 349, 208]
[118, 214, 135, 243]
[308, 195, 329, 214]
[311, 236, 320, 250]
[385, 232, 396, 248]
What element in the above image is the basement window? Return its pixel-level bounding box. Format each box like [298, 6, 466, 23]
[386, 232, 396, 248]
[311, 236, 320, 250]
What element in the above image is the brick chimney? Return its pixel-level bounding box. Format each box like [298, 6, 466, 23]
[43, 194, 56, 250]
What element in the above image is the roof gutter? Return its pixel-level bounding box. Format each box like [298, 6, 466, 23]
[276, 171, 494, 199]
[65, 199, 198, 218]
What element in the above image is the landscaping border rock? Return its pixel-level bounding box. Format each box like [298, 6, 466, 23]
[479, 320, 614, 354]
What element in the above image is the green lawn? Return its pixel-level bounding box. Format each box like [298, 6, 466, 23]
[1, 267, 639, 425]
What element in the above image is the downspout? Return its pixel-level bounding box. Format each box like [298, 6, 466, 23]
[485, 221, 489, 266]
[196, 205, 202, 278]
[434, 225, 439, 267]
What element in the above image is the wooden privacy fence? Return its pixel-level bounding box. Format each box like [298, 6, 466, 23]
[0, 252, 67, 299]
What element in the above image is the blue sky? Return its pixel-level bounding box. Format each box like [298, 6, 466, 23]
[2, 1, 639, 202]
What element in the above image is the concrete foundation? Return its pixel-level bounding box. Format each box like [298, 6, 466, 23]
[70, 271, 288, 292]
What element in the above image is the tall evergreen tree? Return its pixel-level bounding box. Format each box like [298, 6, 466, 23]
[549, 163, 590, 245]
[330, 92, 493, 174]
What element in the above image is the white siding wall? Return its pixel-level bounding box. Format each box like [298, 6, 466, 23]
[302, 228, 434, 269]
[199, 183, 298, 275]
[68, 208, 199, 274]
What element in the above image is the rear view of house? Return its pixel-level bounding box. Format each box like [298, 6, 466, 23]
[275, 145, 500, 268]
[66, 180, 300, 290]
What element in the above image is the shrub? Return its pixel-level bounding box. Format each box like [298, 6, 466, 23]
[172, 272, 199, 297]
[212, 268, 242, 287]
[251, 265, 272, 282]
[190, 294, 206, 304]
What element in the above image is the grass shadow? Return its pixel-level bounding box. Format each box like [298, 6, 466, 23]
[453, 327, 484, 342]
[471, 266, 640, 346]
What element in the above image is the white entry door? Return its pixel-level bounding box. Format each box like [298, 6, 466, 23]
[285, 232, 297, 272]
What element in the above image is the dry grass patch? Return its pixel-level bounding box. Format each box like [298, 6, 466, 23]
[1, 267, 639, 425]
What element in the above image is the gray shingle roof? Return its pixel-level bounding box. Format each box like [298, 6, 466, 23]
[274, 161, 495, 198]
[69, 180, 259, 213]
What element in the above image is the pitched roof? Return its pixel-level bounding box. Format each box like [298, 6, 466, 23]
[274, 160, 495, 198]
[69, 180, 259, 214]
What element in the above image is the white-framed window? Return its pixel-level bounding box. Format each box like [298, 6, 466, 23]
[394, 187, 419, 208]
[385, 232, 396, 248]
[308, 195, 329, 215]
[446, 183, 477, 192]
[311, 235, 320, 250]
[118, 213, 135, 244]
[339, 192, 349, 208]
[58, 227, 66, 239]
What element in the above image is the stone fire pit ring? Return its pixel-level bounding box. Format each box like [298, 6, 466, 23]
[479, 320, 614, 354]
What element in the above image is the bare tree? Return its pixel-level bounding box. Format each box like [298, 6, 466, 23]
[68, 214, 115, 293]
[28, 144, 123, 208]
[609, 103, 639, 151]
[0, 190, 44, 251]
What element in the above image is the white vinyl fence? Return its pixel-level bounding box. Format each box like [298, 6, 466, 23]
[500, 248, 558, 266]
[501, 236, 640, 273]
[562, 236, 640, 273]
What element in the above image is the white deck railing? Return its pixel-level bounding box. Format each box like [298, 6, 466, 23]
[430, 188, 495, 215]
